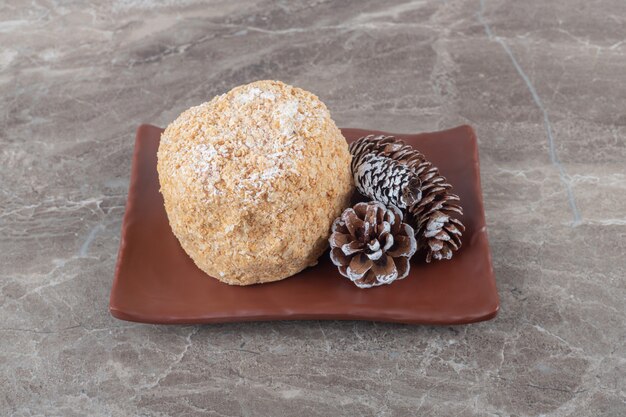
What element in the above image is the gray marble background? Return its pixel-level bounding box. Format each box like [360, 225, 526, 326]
[1, 0, 625, 416]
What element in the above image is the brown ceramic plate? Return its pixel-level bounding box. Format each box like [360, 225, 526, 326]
[110, 124, 498, 325]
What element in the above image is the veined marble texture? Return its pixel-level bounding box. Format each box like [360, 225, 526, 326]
[1, 0, 625, 416]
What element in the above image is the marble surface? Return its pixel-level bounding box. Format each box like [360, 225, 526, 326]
[1, 0, 625, 415]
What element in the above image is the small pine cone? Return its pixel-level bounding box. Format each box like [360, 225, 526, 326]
[352, 153, 422, 210]
[350, 135, 465, 263]
[329, 202, 417, 288]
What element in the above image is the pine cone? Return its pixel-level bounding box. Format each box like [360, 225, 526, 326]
[352, 153, 422, 210]
[350, 135, 465, 263]
[329, 201, 417, 288]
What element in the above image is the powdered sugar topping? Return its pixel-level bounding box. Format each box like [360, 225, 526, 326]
[234, 87, 277, 105]
[276, 99, 304, 136]
[171, 82, 331, 208]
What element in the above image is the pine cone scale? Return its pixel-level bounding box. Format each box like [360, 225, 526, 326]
[342, 240, 364, 256]
[370, 255, 397, 283]
[394, 256, 410, 278]
[380, 232, 394, 251]
[444, 223, 462, 235]
[386, 235, 415, 257]
[348, 254, 372, 278]
[447, 238, 460, 251]
[342, 209, 364, 236]
[330, 248, 350, 266]
[329, 231, 350, 249]
[428, 239, 444, 251]
[450, 218, 465, 231]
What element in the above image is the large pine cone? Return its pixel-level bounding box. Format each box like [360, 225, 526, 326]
[350, 135, 465, 263]
[329, 202, 417, 288]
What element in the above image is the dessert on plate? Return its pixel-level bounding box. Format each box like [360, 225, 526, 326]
[157, 80, 353, 285]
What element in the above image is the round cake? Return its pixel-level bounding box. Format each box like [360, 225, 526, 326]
[157, 80, 353, 285]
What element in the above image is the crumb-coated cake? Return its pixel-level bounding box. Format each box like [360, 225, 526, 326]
[157, 80, 353, 285]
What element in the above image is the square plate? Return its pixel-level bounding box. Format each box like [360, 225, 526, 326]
[110, 124, 498, 325]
